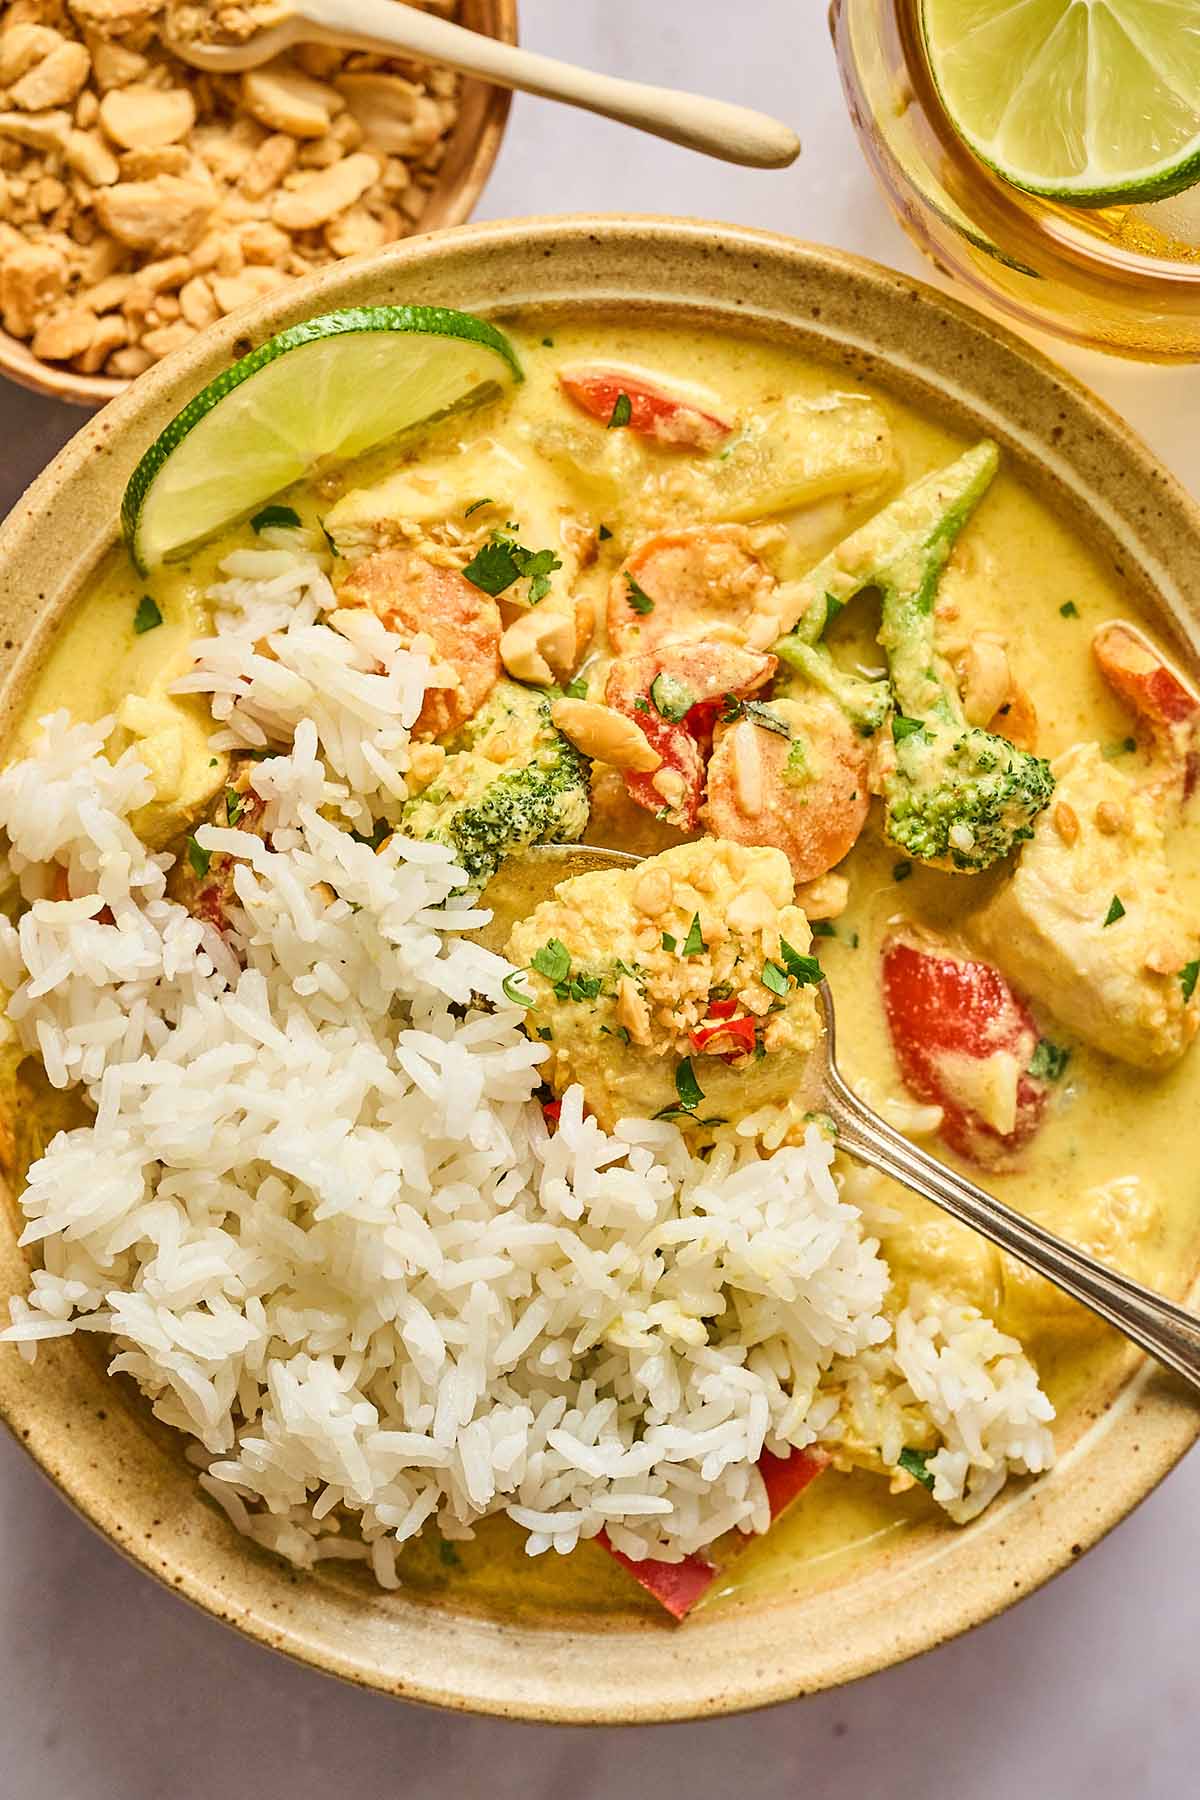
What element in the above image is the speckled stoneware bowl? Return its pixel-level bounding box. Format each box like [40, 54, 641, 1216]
[1, 217, 1198, 1722]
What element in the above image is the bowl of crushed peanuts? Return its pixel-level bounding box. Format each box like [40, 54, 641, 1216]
[0, 0, 516, 406]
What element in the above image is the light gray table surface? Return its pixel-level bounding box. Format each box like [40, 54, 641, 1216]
[1, 4, 1198, 1795]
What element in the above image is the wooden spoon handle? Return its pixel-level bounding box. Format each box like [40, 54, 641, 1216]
[295, 0, 801, 168]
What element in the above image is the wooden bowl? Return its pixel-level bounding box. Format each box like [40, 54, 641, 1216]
[1, 217, 1198, 1721]
[0, 0, 516, 410]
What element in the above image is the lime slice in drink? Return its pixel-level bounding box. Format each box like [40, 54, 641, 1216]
[122, 305, 523, 571]
[921, 0, 1200, 206]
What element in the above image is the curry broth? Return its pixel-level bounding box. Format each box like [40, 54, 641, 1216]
[8, 317, 1200, 1616]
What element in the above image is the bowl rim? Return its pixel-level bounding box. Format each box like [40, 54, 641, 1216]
[0, 0, 518, 411]
[1, 212, 1199, 1723]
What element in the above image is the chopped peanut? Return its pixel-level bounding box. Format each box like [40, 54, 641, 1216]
[551, 699, 662, 773]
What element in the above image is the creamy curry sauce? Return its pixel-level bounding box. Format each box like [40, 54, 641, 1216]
[10, 318, 1200, 1617]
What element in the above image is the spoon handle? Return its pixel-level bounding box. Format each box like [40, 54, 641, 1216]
[295, 0, 801, 168]
[823, 1065, 1200, 1396]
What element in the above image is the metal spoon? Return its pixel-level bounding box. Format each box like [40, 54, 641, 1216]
[163, 0, 801, 170]
[485, 843, 1200, 1394]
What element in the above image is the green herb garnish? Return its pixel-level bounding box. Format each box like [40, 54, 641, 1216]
[681, 913, 706, 957]
[1181, 960, 1199, 1002]
[892, 860, 913, 882]
[186, 837, 211, 879]
[891, 714, 924, 743]
[133, 594, 162, 635]
[598, 523, 613, 541]
[531, 938, 571, 984]
[661, 932, 677, 952]
[564, 675, 589, 700]
[1103, 894, 1126, 927]
[633, 696, 651, 713]
[463, 497, 492, 518]
[224, 789, 244, 826]
[537, 1025, 553, 1041]
[502, 969, 535, 1007]
[462, 532, 563, 604]
[897, 1447, 935, 1491]
[675, 1057, 704, 1110]
[780, 940, 824, 986]
[1028, 1037, 1070, 1082]
[823, 592, 845, 625]
[1102, 736, 1138, 760]
[608, 391, 632, 429]
[624, 573, 655, 615]
[761, 959, 789, 997]
[438, 1538, 463, 1569]
[810, 920, 837, 938]
[250, 504, 301, 533]
[1059, 600, 1080, 619]
[350, 819, 390, 850]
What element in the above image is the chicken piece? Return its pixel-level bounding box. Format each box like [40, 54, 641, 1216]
[505, 839, 823, 1131]
[703, 691, 870, 884]
[605, 640, 775, 832]
[970, 742, 1199, 1069]
[336, 546, 501, 740]
[607, 525, 780, 656]
[113, 689, 229, 850]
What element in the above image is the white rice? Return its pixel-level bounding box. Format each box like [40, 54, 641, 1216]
[0, 544, 1055, 1580]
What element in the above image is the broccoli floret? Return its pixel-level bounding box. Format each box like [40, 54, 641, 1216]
[401, 680, 590, 889]
[771, 440, 1054, 872]
[772, 637, 891, 736]
[885, 716, 1055, 872]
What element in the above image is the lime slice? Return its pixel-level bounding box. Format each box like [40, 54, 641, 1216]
[921, 0, 1200, 206]
[122, 305, 523, 571]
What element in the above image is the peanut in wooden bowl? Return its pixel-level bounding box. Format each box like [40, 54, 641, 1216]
[1, 216, 1199, 1722]
[0, 0, 515, 410]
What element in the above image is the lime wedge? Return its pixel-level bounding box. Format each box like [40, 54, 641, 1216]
[122, 305, 523, 571]
[921, 0, 1200, 206]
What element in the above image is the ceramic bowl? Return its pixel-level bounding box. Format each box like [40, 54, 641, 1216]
[1, 216, 1198, 1722]
[0, 0, 516, 410]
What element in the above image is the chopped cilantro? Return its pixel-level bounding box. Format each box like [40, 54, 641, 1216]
[761, 959, 789, 997]
[208, 758, 218, 768]
[531, 938, 571, 984]
[897, 1447, 936, 1490]
[1102, 736, 1138, 760]
[1028, 1037, 1070, 1082]
[598, 523, 613, 541]
[133, 593, 162, 635]
[463, 497, 493, 518]
[186, 837, 211, 879]
[350, 819, 390, 850]
[633, 695, 651, 713]
[250, 504, 301, 532]
[541, 335, 554, 348]
[564, 675, 590, 700]
[891, 714, 924, 743]
[624, 572, 655, 615]
[810, 920, 837, 938]
[681, 913, 706, 957]
[438, 1538, 463, 1569]
[674, 1057, 704, 1111]
[224, 789, 244, 826]
[561, 972, 602, 1002]
[661, 932, 677, 952]
[1059, 600, 1080, 619]
[608, 390, 632, 429]
[650, 672, 695, 722]
[537, 1025, 554, 1041]
[719, 693, 743, 724]
[1181, 960, 1199, 1002]
[462, 532, 562, 603]
[823, 592, 845, 625]
[502, 969, 535, 1007]
[780, 940, 823, 986]
[892, 860, 913, 882]
[1103, 894, 1126, 927]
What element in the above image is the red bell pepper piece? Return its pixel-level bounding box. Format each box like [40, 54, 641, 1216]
[599, 1446, 829, 1621]
[689, 1013, 757, 1058]
[881, 931, 1055, 1168]
[542, 1099, 562, 1126]
[558, 364, 734, 453]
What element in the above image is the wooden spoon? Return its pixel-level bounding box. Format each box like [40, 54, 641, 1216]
[162, 0, 801, 169]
